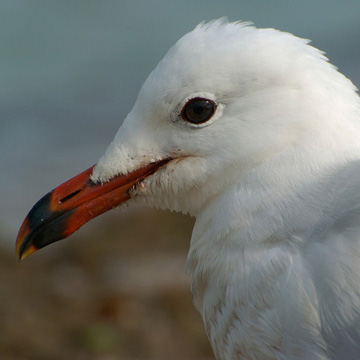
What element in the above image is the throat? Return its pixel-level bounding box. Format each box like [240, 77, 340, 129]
[184, 181, 321, 359]
[184, 162, 328, 311]
[185, 191, 295, 358]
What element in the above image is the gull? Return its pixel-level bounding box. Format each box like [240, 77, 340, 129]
[16, 19, 360, 359]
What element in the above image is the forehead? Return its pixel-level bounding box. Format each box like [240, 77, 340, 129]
[138, 21, 311, 106]
[139, 23, 256, 101]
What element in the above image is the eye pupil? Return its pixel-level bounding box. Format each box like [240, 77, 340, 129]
[193, 104, 204, 115]
[181, 97, 216, 124]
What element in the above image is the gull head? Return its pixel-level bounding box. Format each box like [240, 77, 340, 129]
[16, 19, 359, 258]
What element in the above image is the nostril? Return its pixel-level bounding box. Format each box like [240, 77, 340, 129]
[59, 189, 82, 203]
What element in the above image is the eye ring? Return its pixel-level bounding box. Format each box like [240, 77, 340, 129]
[181, 97, 217, 124]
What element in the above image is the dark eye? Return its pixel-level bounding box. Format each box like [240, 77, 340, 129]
[181, 97, 216, 124]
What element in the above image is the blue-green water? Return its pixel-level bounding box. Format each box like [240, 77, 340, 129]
[1, 1, 360, 243]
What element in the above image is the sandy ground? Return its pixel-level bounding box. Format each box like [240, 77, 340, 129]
[1, 208, 214, 360]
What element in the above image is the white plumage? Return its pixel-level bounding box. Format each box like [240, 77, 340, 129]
[26, 19, 360, 359]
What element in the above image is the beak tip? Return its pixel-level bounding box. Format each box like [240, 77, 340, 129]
[16, 241, 38, 261]
[16, 224, 38, 261]
[15, 240, 23, 261]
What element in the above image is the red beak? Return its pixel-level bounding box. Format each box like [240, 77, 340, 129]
[16, 159, 170, 260]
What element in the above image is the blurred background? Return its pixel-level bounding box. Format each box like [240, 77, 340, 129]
[1, 1, 359, 359]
